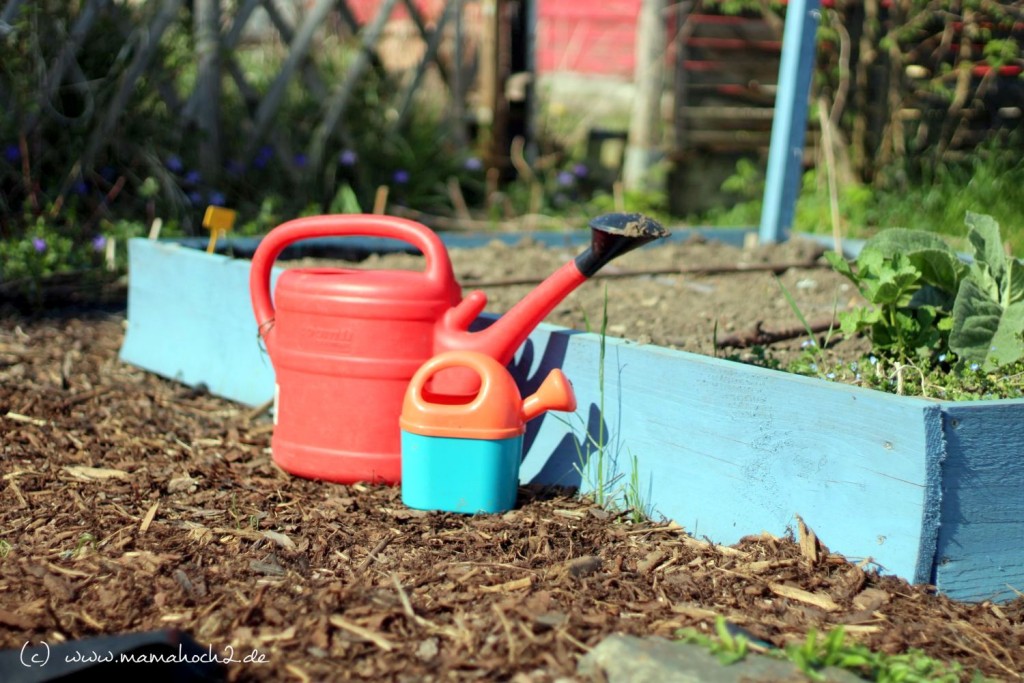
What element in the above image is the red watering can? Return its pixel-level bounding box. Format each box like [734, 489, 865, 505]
[250, 212, 667, 484]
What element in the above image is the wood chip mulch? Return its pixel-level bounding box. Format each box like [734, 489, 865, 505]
[1, 312, 1022, 681]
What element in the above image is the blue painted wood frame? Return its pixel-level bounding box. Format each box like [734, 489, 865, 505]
[759, 0, 821, 244]
[120, 238, 1024, 602]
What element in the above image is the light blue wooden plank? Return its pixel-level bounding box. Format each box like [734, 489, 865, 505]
[759, 0, 821, 243]
[120, 240, 280, 406]
[934, 401, 1024, 602]
[514, 325, 941, 584]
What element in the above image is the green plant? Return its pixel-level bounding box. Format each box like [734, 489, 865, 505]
[826, 242, 955, 365]
[785, 628, 965, 683]
[62, 532, 97, 560]
[827, 213, 1024, 372]
[573, 287, 610, 508]
[677, 622, 972, 681]
[558, 287, 651, 521]
[948, 213, 1024, 370]
[675, 616, 751, 665]
[0, 539, 11, 559]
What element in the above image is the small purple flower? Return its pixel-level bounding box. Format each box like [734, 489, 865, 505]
[187, 191, 203, 206]
[3, 144, 20, 163]
[91, 235, 107, 251]
[293, 153, 308, 169]
[71, 178, 89, 195]
[165, 155, 184, 173]
[183, 170, 201, 186]
[226, 159, 245, 177]
[209, 191, 226, 207]
[392, 169, 410, 185]
[338, 149, 358, 167]
[32, 237, 46, 253]
[572, 163, 589, 178]
[556, 170, 574, 187]
[463, 156, 483, 171]
[253, 146, 273, 170]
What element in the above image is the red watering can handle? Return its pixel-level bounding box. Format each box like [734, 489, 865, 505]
[250, 214, 454, 339]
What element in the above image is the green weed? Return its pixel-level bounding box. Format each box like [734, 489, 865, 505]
[676, 621, 974, 682]
[563, 286, 651, 522]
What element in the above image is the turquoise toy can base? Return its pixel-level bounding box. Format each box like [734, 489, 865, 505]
[401, 432, 522, 514]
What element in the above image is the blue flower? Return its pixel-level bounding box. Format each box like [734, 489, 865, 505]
[253, 146, 273, 170]
[187, 191, 203, 205]
[970, 362, 980, 372]
[826, 372, 836, 379]
[4, 144, 21, 163]
[32, 237, 46, 253]
[226, 159, 245, 177]
[393, 169, 410, 185]
[869, 355, 878, 366]
[91, 235, 107, 251]
[184, 170, 201, 186]
[71, 178, 89, 195]
[572, 163, 589, 178]
[938, 353, 947, 363]
[165, 155, 184, 173]
[801, 339, 816, 348]
[293, 153, 308, 168]
[209, 191, 226, 206]
[809, 363, 818, 372]
[338, 149, 358, 167]
[556, 170, 574, 187]
[849, 361, 859, 372]
[463, 156, 483, 171]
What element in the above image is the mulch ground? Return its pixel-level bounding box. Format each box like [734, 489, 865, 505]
[2, 311, 1023, 682]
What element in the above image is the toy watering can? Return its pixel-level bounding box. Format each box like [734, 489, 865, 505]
[250, 212, 666, 484]
[400, 351, 577, 513]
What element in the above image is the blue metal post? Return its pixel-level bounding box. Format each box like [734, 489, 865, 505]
[758, 0, 821, 243]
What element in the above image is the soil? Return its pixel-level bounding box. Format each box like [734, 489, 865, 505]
[2, 236, 1022, 682]
[350, 233, 872, 367]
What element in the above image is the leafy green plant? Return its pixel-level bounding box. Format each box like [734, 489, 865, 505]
[825, 239, 957, 365]
[677, 622, 972, 681]
[948, 213, 1024, 370]
[675, 616, 751, 665]
[785, 627, 965, 683]
[826, 213, 1024, 373]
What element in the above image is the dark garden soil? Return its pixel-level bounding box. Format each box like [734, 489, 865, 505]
[2, 235, 1023, 682]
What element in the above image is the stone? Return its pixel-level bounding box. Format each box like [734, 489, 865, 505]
[577, 635, 866, 683]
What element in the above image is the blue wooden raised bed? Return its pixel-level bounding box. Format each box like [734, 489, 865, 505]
[119, 235, 1024, 604]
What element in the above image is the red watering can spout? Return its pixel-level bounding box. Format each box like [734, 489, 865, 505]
[436, 213, 669, 372]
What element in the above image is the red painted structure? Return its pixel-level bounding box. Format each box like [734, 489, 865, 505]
[535, 0, 642, 77]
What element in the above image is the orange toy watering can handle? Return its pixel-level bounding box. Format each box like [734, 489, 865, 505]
[401, 351, 577, 439]
[250, 214, 454, 350]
